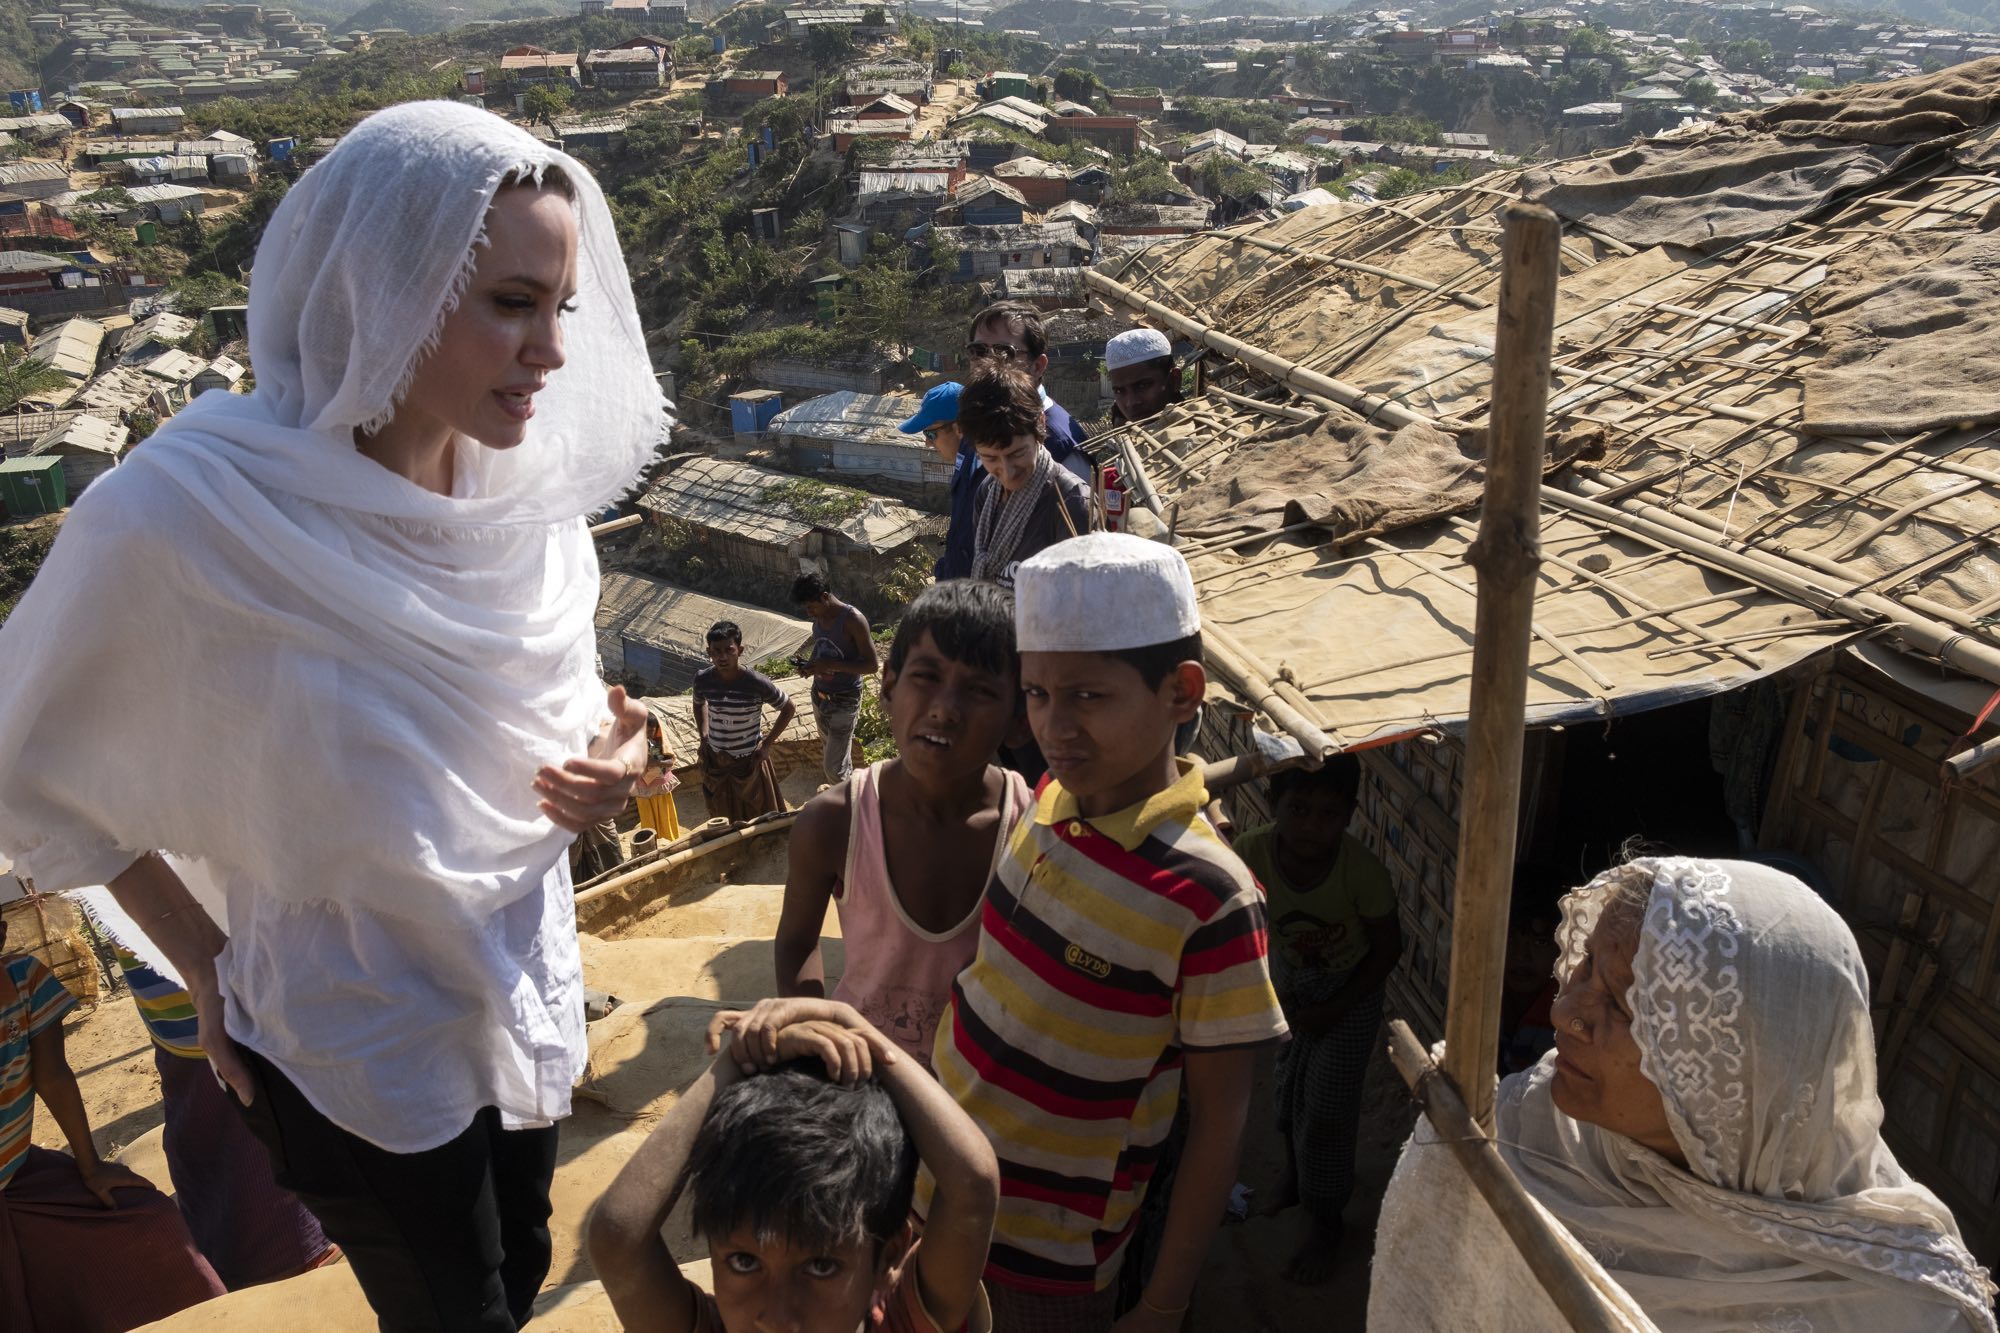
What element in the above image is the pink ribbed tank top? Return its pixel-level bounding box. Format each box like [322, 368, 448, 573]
[830, 761, 1031, 1067]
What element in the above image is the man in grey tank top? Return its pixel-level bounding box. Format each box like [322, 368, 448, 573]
[789, 572, 879, 783]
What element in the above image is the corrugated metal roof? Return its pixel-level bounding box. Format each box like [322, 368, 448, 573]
[0, 159, 70, 185]
[33, 411, 124, 454]
[29, 318, 105, 380]
[74, 366, 159, 415]
[142, 347, 206, 382]
[0, 250, 69, 274]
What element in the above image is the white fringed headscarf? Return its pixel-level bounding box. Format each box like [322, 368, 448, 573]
[1503, 858, 1997, 1332]
[0, 101, 666, 932]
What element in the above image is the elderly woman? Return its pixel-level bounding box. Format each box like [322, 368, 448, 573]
[0, 102, 663, 1331]
[1371, 857, 1996, 1333]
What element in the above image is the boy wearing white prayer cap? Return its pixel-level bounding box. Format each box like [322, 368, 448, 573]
[1104, 327, 1180, 426]
[930, 533, 1287, 1333]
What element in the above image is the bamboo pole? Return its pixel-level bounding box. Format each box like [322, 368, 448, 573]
[1201, 620, 1339, 760]
[1083, 268, 1440, 431]
[573, 757, 1285, 910]
[1222, 232, 1494, 309]
[1442, 203, 1560, 1133]
[589, 513, 645, 537]
[573, 812, 798, 907]
[1386, 1020, 1639, 1333]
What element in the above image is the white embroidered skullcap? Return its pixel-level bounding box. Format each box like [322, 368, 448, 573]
[1104, 327, 1173, 372]
[1016, 532, 1200, 653]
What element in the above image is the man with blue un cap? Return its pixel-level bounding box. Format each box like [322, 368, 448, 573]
[900, 381, 981, 580]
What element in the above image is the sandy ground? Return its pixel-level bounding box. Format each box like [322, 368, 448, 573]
[41, 837, 1416, 1331]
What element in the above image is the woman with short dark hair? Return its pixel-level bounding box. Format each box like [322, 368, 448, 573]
[956, 366, 1095, 589]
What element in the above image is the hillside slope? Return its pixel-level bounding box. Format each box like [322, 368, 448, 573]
[334, 0, 570, 34]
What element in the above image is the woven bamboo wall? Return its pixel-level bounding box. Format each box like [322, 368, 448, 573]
[1761, 658, 2000, 1265]
[2, 894, 101, 1007]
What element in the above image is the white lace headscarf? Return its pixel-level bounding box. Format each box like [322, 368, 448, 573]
[1496, 857, 1997, 1332]
[0, 101, 667, 931]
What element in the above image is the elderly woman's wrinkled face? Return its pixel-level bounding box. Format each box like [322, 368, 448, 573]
[1548, 901, 1687, 1166]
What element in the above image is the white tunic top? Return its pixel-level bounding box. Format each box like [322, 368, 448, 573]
[219, 857, 585, 1154]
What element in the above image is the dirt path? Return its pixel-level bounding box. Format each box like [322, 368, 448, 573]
[67, 836, 1416, 1330]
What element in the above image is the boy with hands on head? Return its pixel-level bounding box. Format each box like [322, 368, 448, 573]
[587, 997, 999, 1333]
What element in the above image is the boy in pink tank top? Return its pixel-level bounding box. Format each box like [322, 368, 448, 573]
[776, 582, 1031, 1068]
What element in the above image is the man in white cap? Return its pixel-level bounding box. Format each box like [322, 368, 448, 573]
[931, 533, 1287, 1333]
[1104, 327, 1181, 426]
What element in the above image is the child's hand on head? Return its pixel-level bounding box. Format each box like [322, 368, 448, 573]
[774, 1018, 890, 1086]
[708, 997, 896, 1078]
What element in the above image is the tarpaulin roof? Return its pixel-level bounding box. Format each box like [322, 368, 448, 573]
[1089, 56, 2000, 753]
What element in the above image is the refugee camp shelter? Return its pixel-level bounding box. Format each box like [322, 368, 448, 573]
[635, 457, 940, 602]
[23, 412, 125, 497]
[1083, 59, 2000, 1271]
[767, 390, 951, 496]
[595, 571, 811, 691]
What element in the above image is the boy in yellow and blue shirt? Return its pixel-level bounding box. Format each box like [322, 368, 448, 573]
[933, 532, 1288, 1333]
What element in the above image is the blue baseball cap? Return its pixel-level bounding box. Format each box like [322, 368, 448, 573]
[899, 381, 963, 434]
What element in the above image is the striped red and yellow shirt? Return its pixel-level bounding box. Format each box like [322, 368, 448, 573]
[932, 759, 1287, 1294]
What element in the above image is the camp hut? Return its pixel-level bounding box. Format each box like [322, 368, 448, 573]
[767, 390, 951, 497]
[139, 347, 206, 408]
[192, 354, 244, 395]
[0, 250, 68, 298]
[116, 309, 196, 364]
[825, 112, 915, 153]
[72, 364, 171, 419]
[498, 46, 580, 87]
[635, 456, 939, 606]
[0, 159, 73, 205]
[28, 317, 104, 383]
[594, 571, 810, 691]
[927, 221, 1089, 282]
[585, 46, 665, 88]
[940, 175, 1027, 227]
[992, 155, 1070, 209]
[0, 307, 27, 346]
[842, 58, 932, 106]
[25, 412, 125, 497]
[1080, 59, 2000, 1282]
[109, 104, 185, 135]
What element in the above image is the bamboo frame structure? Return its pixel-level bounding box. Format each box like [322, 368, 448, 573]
[1440, 203, 1559, 1133]
[1080, 91, 2000, 1310]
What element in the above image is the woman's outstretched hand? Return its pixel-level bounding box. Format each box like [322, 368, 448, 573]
[536, 685, 648, 833]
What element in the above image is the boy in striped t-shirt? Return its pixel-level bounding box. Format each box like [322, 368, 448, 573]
[694, 620, 796, 823]
[932, 533, 1288, 1333]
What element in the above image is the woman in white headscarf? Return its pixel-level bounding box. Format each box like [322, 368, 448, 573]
[0, 101, 666, 1331]
[1372, 857, 1996, 1332]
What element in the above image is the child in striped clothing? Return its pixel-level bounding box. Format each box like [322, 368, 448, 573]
[694, 620, 795, 823]
[931, 534, 1288, 1333]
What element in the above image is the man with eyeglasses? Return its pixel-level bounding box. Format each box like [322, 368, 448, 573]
[963, 301, 1092, 486]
